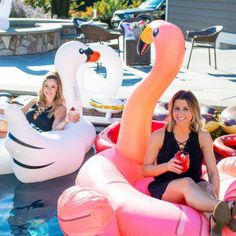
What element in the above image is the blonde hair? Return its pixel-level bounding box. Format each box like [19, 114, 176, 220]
[38, 71, 65, 118]
[167, 90, 203, 133]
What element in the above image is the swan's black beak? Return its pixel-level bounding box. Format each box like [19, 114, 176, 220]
[137, 26, 153, 56]
[84, 47, 100, 62]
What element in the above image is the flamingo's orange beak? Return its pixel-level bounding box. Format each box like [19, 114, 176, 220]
[137, 25, 153, 56]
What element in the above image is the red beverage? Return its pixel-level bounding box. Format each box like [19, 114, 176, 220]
[174, 151, 190, 173]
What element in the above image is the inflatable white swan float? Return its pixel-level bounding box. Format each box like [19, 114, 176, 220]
[0, 93, 13, 175]
[0, 134, 12, 174]
[0, 0, 13, 30]
[3, 41, 99, 183]
[78, 44, 125, 119]
[78, 44, 123, 108]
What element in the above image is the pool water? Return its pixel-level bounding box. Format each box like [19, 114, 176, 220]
[0, 150, 94, 236]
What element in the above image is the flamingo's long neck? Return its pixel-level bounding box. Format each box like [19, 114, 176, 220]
[116, 24, 185, 164]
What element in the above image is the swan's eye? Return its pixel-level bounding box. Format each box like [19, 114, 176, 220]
[86, 48, 93, 54]
[79, 48, 84, 54]
[153, 28, 159, 37]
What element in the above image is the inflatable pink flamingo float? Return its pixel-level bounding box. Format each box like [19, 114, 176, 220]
[58, 20, 236, 236]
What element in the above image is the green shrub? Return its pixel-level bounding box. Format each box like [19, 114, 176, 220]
[24, 0, 50, 13]
[69, 0, 141, 25]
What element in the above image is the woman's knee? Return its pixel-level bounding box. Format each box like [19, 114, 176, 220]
[198, 181, 217, 199]
[180, 177, 196, 190]
[162, 178, 195, 201]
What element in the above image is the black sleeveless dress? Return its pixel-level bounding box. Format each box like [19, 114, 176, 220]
[26, 104, 55, 132]
[148, 129, 204, 199]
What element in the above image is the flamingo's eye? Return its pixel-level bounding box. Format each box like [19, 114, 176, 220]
[79, 48, 84, 54]
[153, 28, 159, 37]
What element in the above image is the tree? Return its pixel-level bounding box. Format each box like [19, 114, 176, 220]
[51, 0, 70, 18]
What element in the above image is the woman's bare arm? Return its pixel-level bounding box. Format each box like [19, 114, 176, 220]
[21, 98, 37, 114]
[52, 105, 80, 131]
[199, 129, 220, 197]
[52, 105, 67, 131]
[0, 98, 36, 115]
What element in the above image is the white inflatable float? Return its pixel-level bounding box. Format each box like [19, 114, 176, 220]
[3, 41, 99, 183]
[0, 92, 13, 175]
[0, 92, 14, 133]
[78, 44, 123, 118]
[0, 0, 13, 30]
[0, 133, 12, 175]
[89, 94, 125, 119]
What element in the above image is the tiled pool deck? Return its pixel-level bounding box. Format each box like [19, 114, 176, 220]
[0, 40, 236, 109]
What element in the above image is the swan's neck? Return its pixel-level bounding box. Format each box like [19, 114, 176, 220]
[60, 71, 82, 113]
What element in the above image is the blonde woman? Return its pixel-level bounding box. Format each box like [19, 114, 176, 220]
[0, 71, 80, 132]
[143, 90, 236, 236]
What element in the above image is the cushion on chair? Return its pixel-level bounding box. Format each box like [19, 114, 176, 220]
[119, 22, 135, 40]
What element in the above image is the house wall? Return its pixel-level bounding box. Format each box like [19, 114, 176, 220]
[167, 0, 236, 47]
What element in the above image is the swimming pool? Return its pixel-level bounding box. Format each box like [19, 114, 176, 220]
[0, 149, 94, 236]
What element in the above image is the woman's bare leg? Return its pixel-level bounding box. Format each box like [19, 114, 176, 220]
[161, 177, 219, 212]
[161, 177, 232, 234]
[198, 181, 217, 220]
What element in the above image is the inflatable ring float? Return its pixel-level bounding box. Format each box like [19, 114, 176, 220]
[95, 120, 165, 152]
[89, 94, 125, 119]
[200, 104, 219, 133]
[153, 102, 169, 122]
[201, 113, 220, 133]
[214, 134, 236, 158]
[200, 104, 217, 117]
[58, 21, 236, 236]
[3, 41, 99, 183]
[219, 106, 236, 134]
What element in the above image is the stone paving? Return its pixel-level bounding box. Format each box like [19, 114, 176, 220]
[0, 40, 236, 110]
[123, 41, 236, 109]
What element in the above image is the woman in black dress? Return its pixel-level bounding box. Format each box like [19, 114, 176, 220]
[0, 71, 80, 132]
[143, 90, 236, 236]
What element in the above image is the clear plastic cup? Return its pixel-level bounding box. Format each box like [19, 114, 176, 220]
[174, 151, 190, 173]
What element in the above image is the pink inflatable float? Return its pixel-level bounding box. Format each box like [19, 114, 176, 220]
[58, 21, 236, 236]
[95, 120, 165, 152]
[214, 134, 236, 158]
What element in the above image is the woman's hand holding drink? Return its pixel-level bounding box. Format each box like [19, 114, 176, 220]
[174, 151, 190, 173]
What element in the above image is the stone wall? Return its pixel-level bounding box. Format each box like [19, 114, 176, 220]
[0, 30, 60, 55]
[0, 19, 75, 56]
